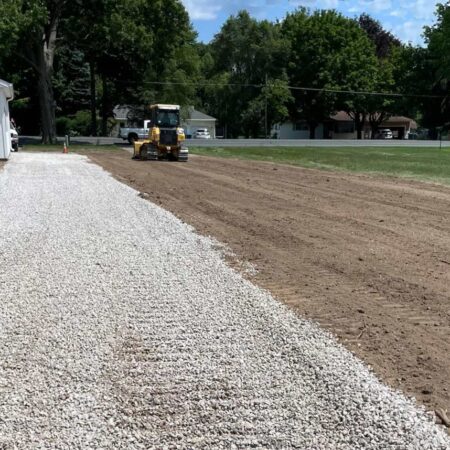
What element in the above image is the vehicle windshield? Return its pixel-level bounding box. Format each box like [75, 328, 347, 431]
[156, 110, 179, 127]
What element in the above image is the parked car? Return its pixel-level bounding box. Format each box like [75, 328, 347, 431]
[193, 128, 211, 139]
[377, 128, 393, 139]
[10, 123, 18, 151]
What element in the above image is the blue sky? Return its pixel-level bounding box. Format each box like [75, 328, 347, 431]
[182, 0, 439, 45]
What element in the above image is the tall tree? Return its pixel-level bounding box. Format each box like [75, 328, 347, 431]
[365, 59, 396, 138]
[0, 0, 67, 143]
[359, 14, 401, 59]
[423, 2, 450, 130]
[0, 0, 197, 139]
[358, 14, 401, 137]
[67, 0, 197, 135]
[283, 9, 379, 139]
[208, 11, 290, 137]
[241, 77, 293, 138]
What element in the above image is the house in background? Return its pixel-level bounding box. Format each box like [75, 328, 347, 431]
[272, 122, 324, 140]
[111, 104, 133, 136]
[329, 111, 418, 140]
[0, 79, 14, 160]
[112, 105, 216, 138]
[182, 107, 216, 138]
[272, 111, 418, 140]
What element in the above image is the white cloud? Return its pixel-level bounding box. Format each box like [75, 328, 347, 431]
[182, 0, 222, 20]
[390, 10, 406, 18]
[391, 20, 425, 44]
[357, 0, 393, 14]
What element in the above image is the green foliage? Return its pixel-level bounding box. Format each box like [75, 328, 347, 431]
[53, 47, 91, 114]
[1, 1, 448, 137]
[241, 77, 293, 137]
[0, 0, 47, 59]
[423, 3, 450, 129]
[282, 9, 380, 137]
[424, 3, 450, 80]
[56, 110, 92, 136]
[206, 11, 290, 137]
[359, 14, 401, 59]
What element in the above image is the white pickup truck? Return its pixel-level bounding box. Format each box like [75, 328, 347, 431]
[119, 120, 151, 144]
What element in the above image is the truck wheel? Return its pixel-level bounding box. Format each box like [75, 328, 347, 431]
[128, 134, 138, 145]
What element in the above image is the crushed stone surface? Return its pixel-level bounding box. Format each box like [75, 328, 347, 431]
[0, 153, 448, 449]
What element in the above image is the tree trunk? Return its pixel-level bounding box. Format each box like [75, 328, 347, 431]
[370, 123, 378, 139]
[356, 122, 363, 140]
[369, 113, 389, 139]
[90, 60, 97, 136]
[35, 18, 59, 144]
[101, 74, 108, 136]
[308, 122, 317, 139]
[353, 113, 365, 140]
[37, 66, 56, 144]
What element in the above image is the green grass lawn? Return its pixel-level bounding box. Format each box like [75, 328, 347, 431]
[190, 146, 450, 185]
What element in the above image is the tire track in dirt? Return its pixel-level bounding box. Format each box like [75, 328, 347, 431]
[89, 151, 450, 424]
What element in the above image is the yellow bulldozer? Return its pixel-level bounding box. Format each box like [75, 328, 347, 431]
[132, 104, 188, 161]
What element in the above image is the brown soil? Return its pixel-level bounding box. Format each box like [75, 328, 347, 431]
[89, 151, 450, 423]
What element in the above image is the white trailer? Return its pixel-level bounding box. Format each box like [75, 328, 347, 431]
[0, 79, 14, 160]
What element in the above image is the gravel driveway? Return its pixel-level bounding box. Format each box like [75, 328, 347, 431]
[0, 153, 448, 449]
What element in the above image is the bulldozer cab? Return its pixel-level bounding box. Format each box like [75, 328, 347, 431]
[133, 103, 188, 162]
[150, 104, 180, 129]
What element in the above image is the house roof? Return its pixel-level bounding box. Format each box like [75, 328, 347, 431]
[187, 109, 216, 121]
[384, 116, 418, 129]
[113, 105, 133, 121]
[0, 79, 14, 100]
[331, 111, 417, 128]
[330, 111, 353, 122]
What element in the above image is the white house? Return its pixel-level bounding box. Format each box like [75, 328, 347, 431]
[0, 79, 14, 160]
[182, 108, 217, 138]
[272, 111, 417, 140]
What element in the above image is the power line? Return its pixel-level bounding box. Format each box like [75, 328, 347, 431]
[133, 80, 444, 99]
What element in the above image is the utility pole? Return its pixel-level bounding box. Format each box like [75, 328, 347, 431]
[265, 74, 268, 139]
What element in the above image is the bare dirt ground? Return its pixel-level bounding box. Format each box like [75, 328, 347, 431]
[89, 151, 450, 424]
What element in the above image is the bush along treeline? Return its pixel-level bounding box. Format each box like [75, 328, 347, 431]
[0, 1, 449, 142]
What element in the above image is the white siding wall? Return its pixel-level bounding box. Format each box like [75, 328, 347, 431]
[274, 123, 324, 139]
[183, 120, 216, 138]
[0, 93, 11, 160]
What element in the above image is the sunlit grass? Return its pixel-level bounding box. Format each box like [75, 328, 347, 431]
[190, 146, 450, 185]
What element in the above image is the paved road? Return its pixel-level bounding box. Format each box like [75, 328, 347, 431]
[22, 135, 450, 148]
[0, 153, 448, 448]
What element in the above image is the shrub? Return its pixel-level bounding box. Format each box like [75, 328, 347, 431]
[56, 110, 93, 136]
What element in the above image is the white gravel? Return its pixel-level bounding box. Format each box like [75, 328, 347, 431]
[0, 153, 448, 449]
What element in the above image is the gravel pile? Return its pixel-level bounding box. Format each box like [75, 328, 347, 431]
[0, 153, 448, 449]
